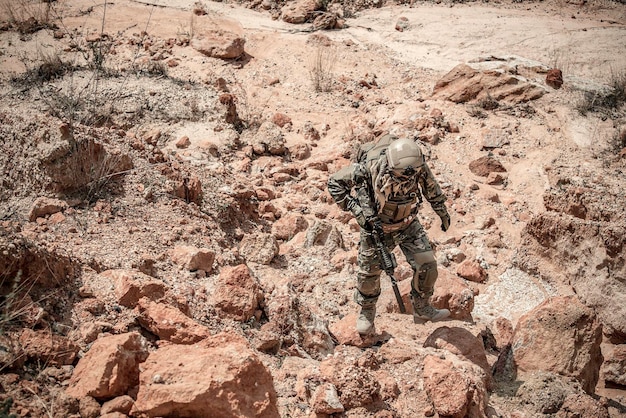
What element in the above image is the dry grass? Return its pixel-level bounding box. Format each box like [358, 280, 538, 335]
[547, 45, 573, 73]
[0, 0, 56, 34]
[309, 45, 336, 93]
[0, 269, 43, 332]
[576, 68, 626, 116]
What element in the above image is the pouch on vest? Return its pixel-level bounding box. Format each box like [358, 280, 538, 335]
[379, 196, 418, 223]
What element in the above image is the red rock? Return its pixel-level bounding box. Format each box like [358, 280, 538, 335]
[66, 332, 149, 400]
[423, 354, 488, 418]
[312, 382, 344, 414]
[271, 212, 308, 241]
[601, 344, 626, 386]
[432, 63, 546, 104]
[28, 197, 67, 221]
[131, 333, 279, 417]
[19, 329, 79, 366]
[493, 317, 514, 350]
[78, 396, 101, 418]
[431, 270, 475, 320]
[101, 395, 134, 415]
[319, 348, 380, 409]
[239, 233, 279, 265]
[169, 245, 215, 272]
[556, 393, 609, 418]
[281, 0, 320, 24]
[511, 296, 603, 393]
[175, 135, 190, 148]
[546, 68, 563, 89]
[101, 269, 166, 308]
[424, 326, 492, 389]
[137, 298, 210, 344]
[271, 112, 292, 128]
[191, 31, 245, 59]
[213, 264, 263, 321]
[456, 259, 488, 283]
[469, 156, 507, 177]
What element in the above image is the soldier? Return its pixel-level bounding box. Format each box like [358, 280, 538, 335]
[327, 135, 451, 335]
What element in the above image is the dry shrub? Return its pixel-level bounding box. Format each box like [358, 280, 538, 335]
[13, 49, 71, 84]
[0, 0, 56, 34]
[42, 138, 133, 201]
[309, 45, 336, 93]
[576, 68, 626, 116]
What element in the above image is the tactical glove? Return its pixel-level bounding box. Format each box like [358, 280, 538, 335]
[439, 211, 451, 232]
[432, 203, 451, 232]
[366, 216, 383, 234]
[348, 198, 369, 230]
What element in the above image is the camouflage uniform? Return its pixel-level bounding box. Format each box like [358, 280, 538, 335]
[327, 138, 450, 324]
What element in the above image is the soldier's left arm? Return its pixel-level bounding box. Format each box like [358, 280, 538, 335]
[419, 164, 450, 231]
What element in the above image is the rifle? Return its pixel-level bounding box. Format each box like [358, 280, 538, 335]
[370, 225, 406, 313]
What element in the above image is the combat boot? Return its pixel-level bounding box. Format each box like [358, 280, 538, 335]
[412, 295, 450, 323]
[356, 305, 376, 335]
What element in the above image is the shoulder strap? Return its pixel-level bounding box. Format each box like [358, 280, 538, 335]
[358, 134, 395, 166]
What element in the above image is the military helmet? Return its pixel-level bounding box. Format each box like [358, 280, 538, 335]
[386, 138, 423, 177]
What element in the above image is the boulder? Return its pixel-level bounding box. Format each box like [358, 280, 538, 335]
[191, 30, 245, 59]
[19, 329, 79, 366]
[423, 354, 488, 418]
[213, 264, 263, 321]
[469, 156, 507, 177]
[239, 232, 279, 265]
[169, 245, 215, 272]
[264, 282, 335, 358]
[66, 332, 149, 400]
[456, 259, 488, 283]
[281, 0, 320, 23]
[556, 393, 610, 418]
[137, 298, 211, 344]
[431, 270, 475, 320]
[311, 383, 344, 414]
[521, 211, 626, 342]
[271, 212, 308, 241]
[28, 197, 67, 221]
[101, 269, 166, 308]
[319, 346, 380, 409]
[510, 296, 603, 393]
[424, 326, 492, 388]
[546, 68, 564, 89]
[101, 395, 134, 415]
[601, 344, 626, 386]
[131, 333, 279, 417]
[432, 63, 546, 104]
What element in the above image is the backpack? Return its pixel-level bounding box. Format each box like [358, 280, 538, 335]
[355, 134, 396, 167]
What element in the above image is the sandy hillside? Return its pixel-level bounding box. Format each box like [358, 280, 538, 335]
[0, 0, 625, 417]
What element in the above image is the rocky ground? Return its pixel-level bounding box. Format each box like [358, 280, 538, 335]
[0, 0, 625, 417]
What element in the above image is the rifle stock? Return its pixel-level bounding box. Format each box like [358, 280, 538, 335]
[371, 228, 406, 313]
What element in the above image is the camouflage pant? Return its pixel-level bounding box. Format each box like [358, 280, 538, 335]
[354, 219, 438, 307]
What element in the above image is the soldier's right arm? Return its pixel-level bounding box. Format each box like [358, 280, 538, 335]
[327, 164, 359, 210]
[328, 164, 377, 229]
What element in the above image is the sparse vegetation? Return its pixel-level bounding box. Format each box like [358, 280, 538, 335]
[0, 397, 17, 418]
[0, 0, 56, 35]
[547, 45, 573, 74]
[608, 125, 626, 153]
[1, 0, 626, 417]
[576, 68, 626, 116]
[309, 45, 336, 93]
[0, 270, 35, 331]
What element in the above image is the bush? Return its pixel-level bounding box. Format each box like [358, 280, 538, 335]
[576, 68, 626, 116]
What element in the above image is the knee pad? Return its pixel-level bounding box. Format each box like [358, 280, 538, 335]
[418, 261, 438, 295]
[410, 250, 438, 297]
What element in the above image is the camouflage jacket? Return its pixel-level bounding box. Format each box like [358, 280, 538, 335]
[327, 157, 447, 224]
